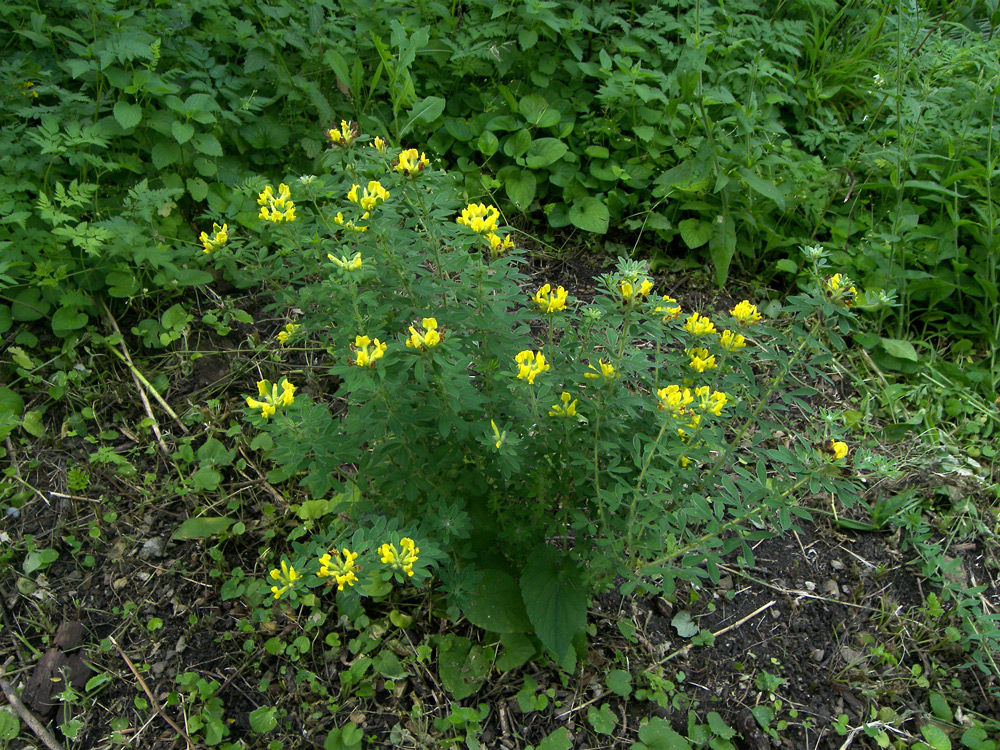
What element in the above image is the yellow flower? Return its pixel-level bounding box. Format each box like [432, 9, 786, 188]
[819, 440, 849, 461]
[514, 350, 549, 384]
[18, 81, 39, 98]
[276, 323, 300, 344]
[352, 335, 387, 367]
[719, 329, 746, 351]
[584, 358, 617, 381]
[486, 232, 515, 256]
[405, 318, 442, 350]
[269, 560, 301, 600]
[200, 222, 229, 253]
[695, 386, 728, 416]
[683, 312, 716, 336]
[246, 378, 296, 419]
[347, 181, 389, 212]
[490, 419, 504, 450]
[326, 119, 357, 146]
[619, 277, 654, 304]
[730, 300, 763, 325]
[395, 148, 430, 176]
[656, 385, 694, 417]
[333, 212, 367, 233]
[456, 203, 501, 234]
[823, 274, 858, 307]
[317, 548, 359, 591]
[532, 284, 569, 313]
[258, 183, 296, 223]
[371, 136, 388, 154]
[653, 295, 682, 322]
[687, 347, 717, 373]
[379, 538, 419, 577]
[328, 251, 363, 272]
[548, 391, 578, 418]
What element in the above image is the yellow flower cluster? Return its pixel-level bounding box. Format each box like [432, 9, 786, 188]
[619, 276, 654, 304]
[487, 231, 515, 256]
[719, 329, 746, 351]
[823, 274, 857, 308]
[258, 184, 296, 223]
[371, 136, 388, 154]
[276, 323, 299, 344]
[687, 347, 717, 373]
[653, 295, 682, 322]
[548, 391, 578, 418]
[405, 318, 442, 350]
[395, 148, 430, 177]
[317, 548, 359, 591]
[683, 312, 716, 336]
[246, 378, 295, 419]
[515, 350, 549, 384]
[730, 300, 762, 325]
[584, 358, 617, 381]
[695, 386, 728, 416]
[326, 119, 357, 146]
[532, 284, 569, 313]
[333, 212, 367, 233]
[457, 203, 500, 234]
[348, 181, 390, 212]
[18, 81, 39, 98]
[352, 335, 387, 367]
[200, 222, 229, 253]
[269, 560, 301, 600]
[379, 538, 419, 577]
[656, 384, 728, 418]
[328, 251, 363, 272]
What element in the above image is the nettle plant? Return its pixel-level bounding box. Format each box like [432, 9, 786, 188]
[207, 128, 873, 669]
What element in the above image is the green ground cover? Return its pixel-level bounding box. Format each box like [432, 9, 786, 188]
[1, 1, 999, 748]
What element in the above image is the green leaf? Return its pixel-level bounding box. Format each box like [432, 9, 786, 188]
[192, 133, 223, 157]
[0, 710, 18, 742]
[503, 168, 536, 209]
[737, 167, 786, 211]
[465, 570, 531, 633]
[476, 131, 499, 156]
[520, 544, 588, 667]
[187, 178, 209, 201]
[248, 706, 278, 734]
[151, 141, 181, 169]
[568, 197, 609, 234]
[496, 632, 535, 671]
[400, 95, 445, 137]
[775, 258, 798, 274]
[634, 718, 693, 750]
[21, 409, 45, 438]
[671, 611, 699, 638]
[190, 466, 222, 492]
[678, 218, 711, 249]
[0, 387, 24, 441]
[606, 668, 632, 697]
[105, 270, 140, 298]
[587, 704, 617, 735]
[706, 712, 735, 739]
[537, 727, 572, 750]
[171, 517, 234, 540]
[0, 305, 11, 334]
[172, 120, 195, 144]
[518, 93, 549, 122]
[11, 288, 50, 322]
[373, 651, 407, 680]
[879, 338, 919, 362]
[709, 214, 736, 286]
[928, 692, 952, 722]
[113, 100, 142, 130]
[438, 635, 488, 699]
[51, 306, 89, 332]
[920, 724, 951, 750]
[503, 129, 532, 158]
[524, 138, 568, 169]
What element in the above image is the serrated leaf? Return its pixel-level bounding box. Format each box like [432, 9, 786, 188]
[113, 100, 142, 130]
[438, 635, 488, 699]
[504, 168, 536, 209]
[587, 704, 617, 735]
[151, 140, 181, 169]
[678, 218, 711, 249]
[465, 570, 531, 633]
[920, 724, 951, 750]
[172, 120, 195, 144]
[172, 517, 234, 540]
[520, 545, 588, 667]
[879, 338, 919, 362]
[192, 133, 223, 157]
[568, 196, 609, 233]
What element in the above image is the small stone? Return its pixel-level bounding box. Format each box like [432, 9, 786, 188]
[823, 579, 840, 598]
[840, 647, 864, 666]
[810, 649, 825, 663]
[174, 635, 187, 654]
[831, 559, 845, 571]
[804, 580, 816, 591]
[717, 576, 733, 591]
[113, 577, 129, 591]
[152, 660, 168, 676]
[140, 537, 165, 560]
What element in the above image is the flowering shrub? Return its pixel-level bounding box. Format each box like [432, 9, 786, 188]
[211, 129, 874, 670]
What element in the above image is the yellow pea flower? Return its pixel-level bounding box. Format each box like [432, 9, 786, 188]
[352, 335, 387, 367]
[456, 203, 501, 234]
[730, 300, 763, 325]
[200, 222, 229, 253]
[514, 350, 549, 384]
[405, 318, 442, 350]
[246, 378, 295, 419]
[317, 548, 359, 591]
[548, 391, 578, 418]
[532, 284, 569, 313]
[395, 148, 430, 176]
[269, 560, 301, 600]
[258, 184, 296, 223]
[683, 312, 716, 336]
[379, 538, 419, 577]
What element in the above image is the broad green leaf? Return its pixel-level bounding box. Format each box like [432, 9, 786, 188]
[775, 258, 798, 274]
[678, 218, 711, 249]
[524, 137, 568, 169]
[920, 724, 951, 750]
[0, 710, 20, 740]
[187, 177, 209, 201]
[634, 718, 693, 750]
[504, 129, 532, 158]
[21, 409, 45, 438]
[476, 131, 499, 156]
[192, 133, 223, 157]
[465, 570, 531, 633]
[51, 306, 89, 332]
[0, 305, 11, 334]
[171, 120, 195, 144]
[738, 167, 786, 211]
[671, 611, 698, 638]
[503, 168, 536, 209]
[373, 651, 407, 680]
[248, 706, 277, 734]
[605, 669, 632, 697]
[879, 338, 919, 362]
[518, 93, 549, 121]
[496, 632, 535, 671]
[172, 516, 234, 540]
[113, 100, 142, 130]
[11, 288, 49, 322]
[400, 95, 445, 137]
[568, 197, 609, 234]
[520, 544, 588, 667]
[709, 214, 736, 286]
[190, 466, 222, 492]
[587, 704, 617, 735]
[437, 635, 488, 699]
[105, 270, 139, 298]
[151, 140, 181, 169]
[537, 727, 572, 750]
